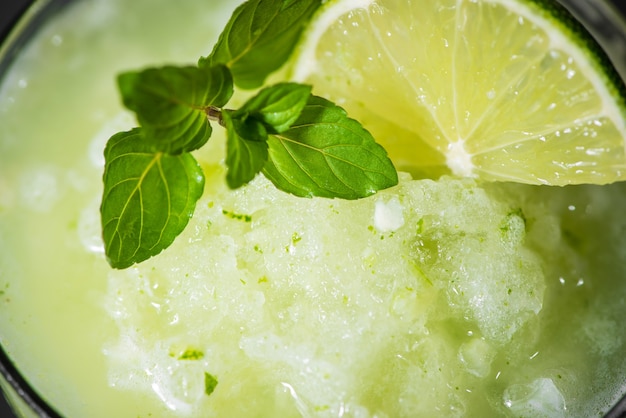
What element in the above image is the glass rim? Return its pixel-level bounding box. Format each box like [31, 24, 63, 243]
[0, 0, 625, 417]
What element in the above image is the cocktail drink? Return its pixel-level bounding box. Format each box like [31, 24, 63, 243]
[1, 0, 626, 417]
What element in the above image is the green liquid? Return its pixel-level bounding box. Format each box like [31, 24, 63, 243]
[0, 0, 625, 417]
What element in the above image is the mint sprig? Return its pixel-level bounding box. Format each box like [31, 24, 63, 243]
[101, 0, 398, 269]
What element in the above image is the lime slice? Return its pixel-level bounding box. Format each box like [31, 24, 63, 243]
[290, 0, 626, 184]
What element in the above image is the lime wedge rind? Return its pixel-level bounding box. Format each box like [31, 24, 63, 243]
[522, 0, 626, 129]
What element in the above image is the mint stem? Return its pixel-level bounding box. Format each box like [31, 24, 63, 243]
[207, 106, 226, 127]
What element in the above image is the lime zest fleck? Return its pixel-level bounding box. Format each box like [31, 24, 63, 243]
[222, 209, 252, 222]
[204, 372, 219, 396]
[178, 349, 205, 361]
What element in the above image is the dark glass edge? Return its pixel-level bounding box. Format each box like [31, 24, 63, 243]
[0, 344, 62, 418]
[606, 386, 626, 418]
[0, 0, 73, 81]
[0, 2, 32, 49]
[0, 0, 623, 417]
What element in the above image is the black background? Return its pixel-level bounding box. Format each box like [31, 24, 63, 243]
[1, 0, 626, 417]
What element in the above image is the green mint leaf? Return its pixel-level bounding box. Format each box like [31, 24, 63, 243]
[101, 129, 205, 269]
[262, 95, 398, 199]
[117, 64, 233, 154]
[234, 82, 311, 133]
[200, 0, 321, 89]
[222, 110, 269, 189]
[204, 372, 218, 396]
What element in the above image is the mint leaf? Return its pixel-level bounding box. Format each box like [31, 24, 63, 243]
[234, 83, 311, 133]
[222, 110, 269, 189]
[200, 0, 321, 89]
[118, 65, 233, 154]
[262, 95, 398, 199]
[101, 129, 205, 269]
